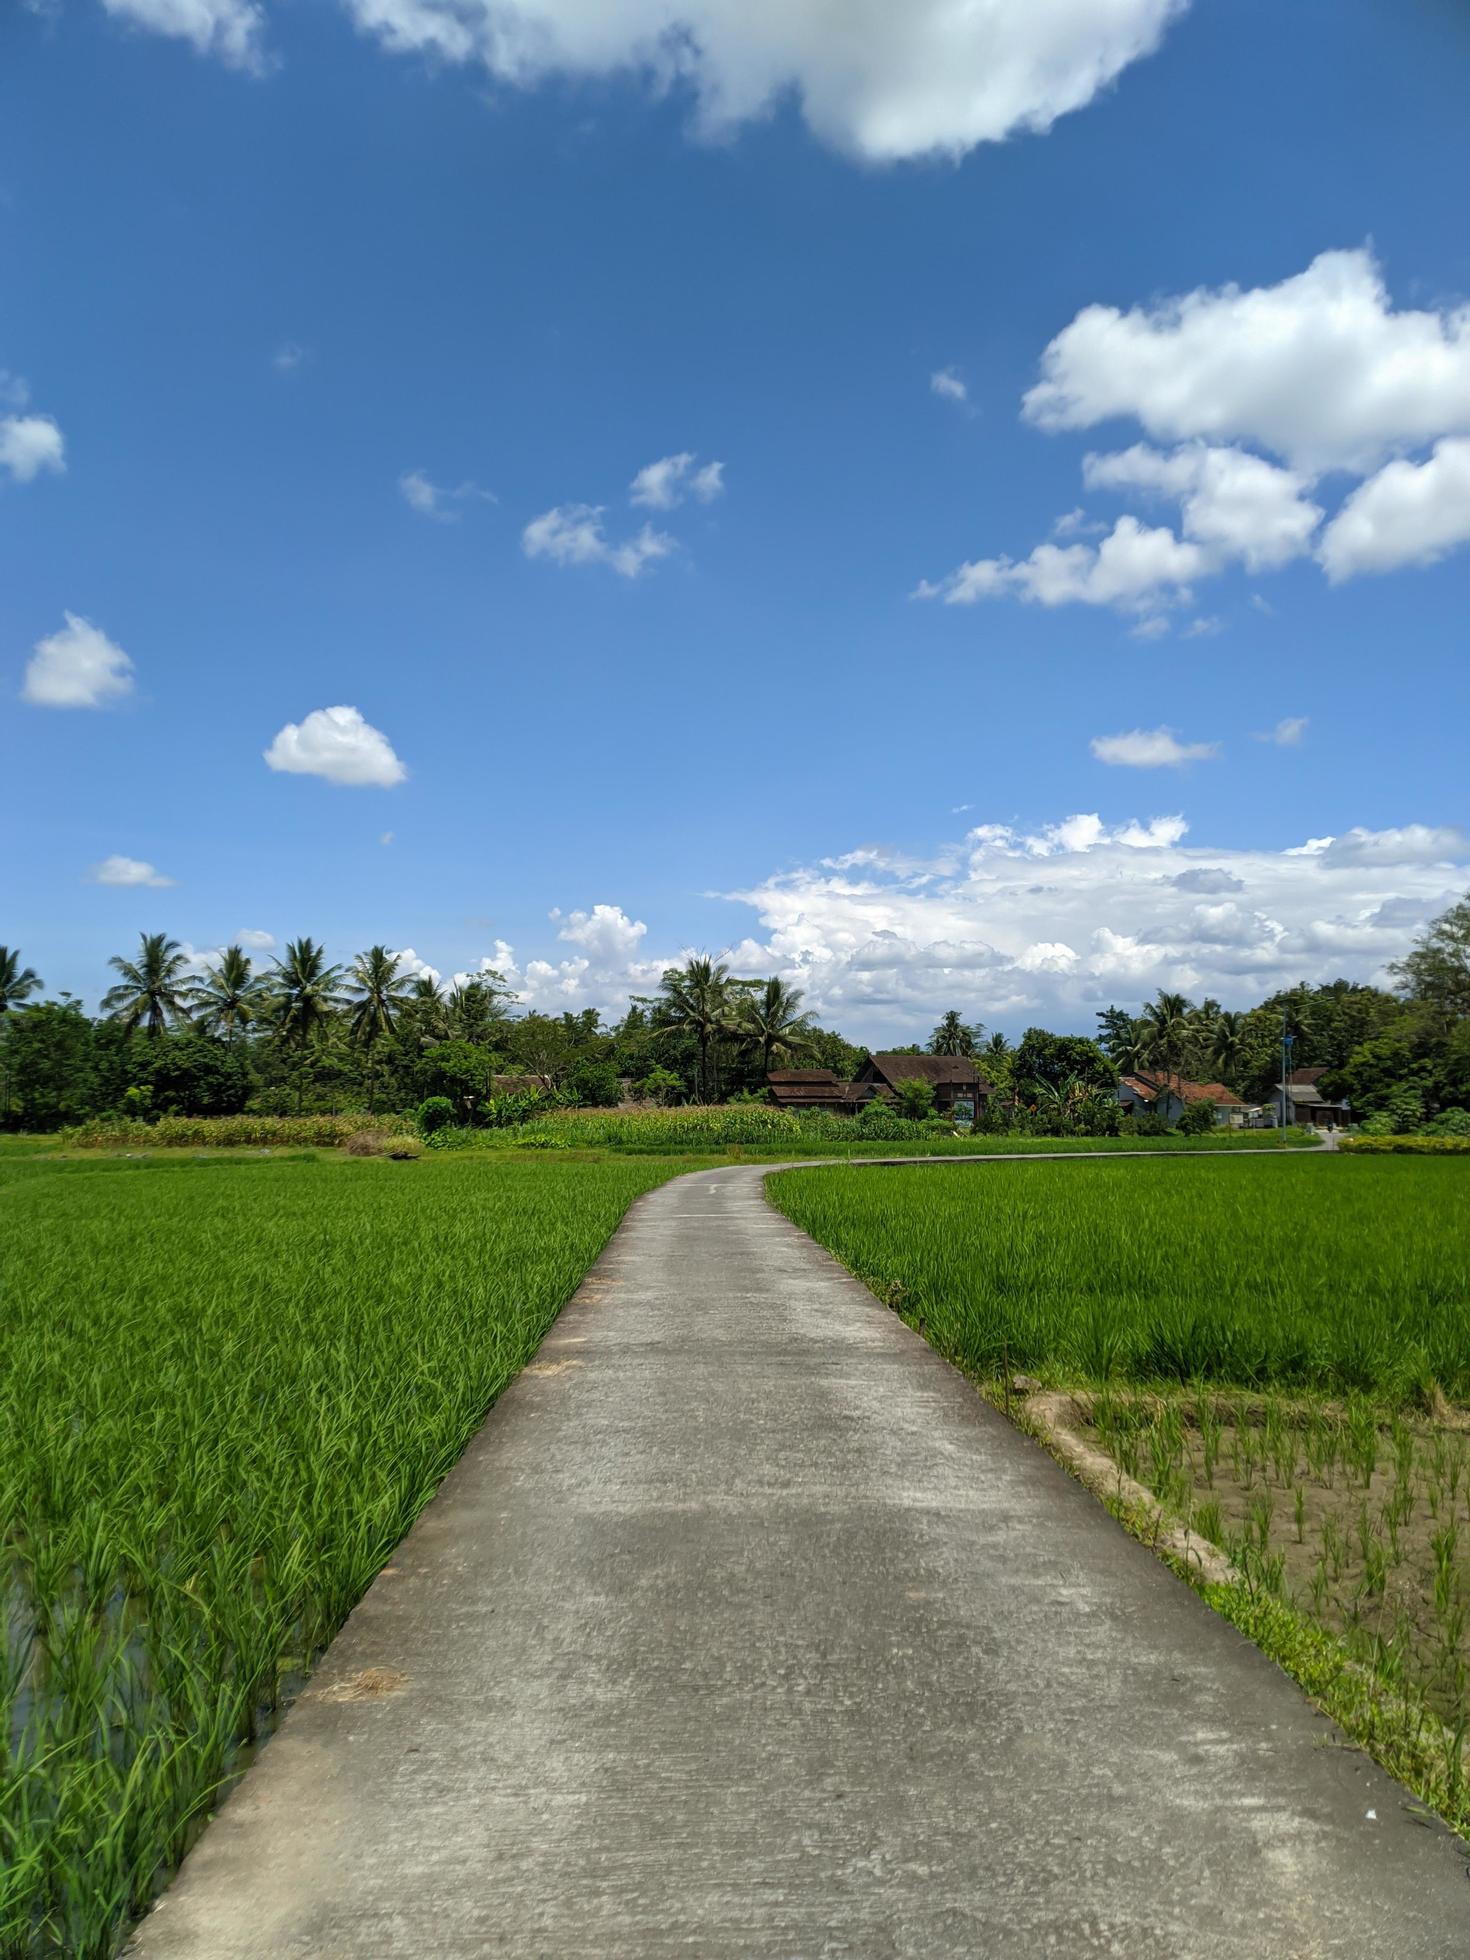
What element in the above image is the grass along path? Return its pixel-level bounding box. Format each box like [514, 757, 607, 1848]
[1, 1150, 693, 1960]
[768, 1155, 1470, 1396]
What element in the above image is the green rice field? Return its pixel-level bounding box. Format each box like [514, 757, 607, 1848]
[0, 1149, 685, 1959]
[769, 1156, 1470, 1395]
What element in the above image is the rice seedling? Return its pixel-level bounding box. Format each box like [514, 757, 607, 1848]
[768, 1157, 1470, 1397]
[1, 1149, 685, 1959]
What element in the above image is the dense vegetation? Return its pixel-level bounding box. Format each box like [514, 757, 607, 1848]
[0, 1149, 687, 1959]
[1, 889, 1466, 1136]
[769, 1156, 1470, 1395]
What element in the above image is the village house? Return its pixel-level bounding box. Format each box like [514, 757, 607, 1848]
[1116, 1071, 1257, 1128]
[1270, 1065, 1352, 1130]
[768, 1053, 995, 1118]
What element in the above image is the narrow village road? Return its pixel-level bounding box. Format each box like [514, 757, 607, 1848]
[131, 1156, 1468, 1958]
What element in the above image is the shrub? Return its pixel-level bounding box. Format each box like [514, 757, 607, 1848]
[1339, 1135, 1470, 1155]
[1177, 1099, 1216, 1136]
[343, 1130, 389, 1156]
[894, 1078, 936, 1122]
[416, 1096, 456, 1135]
[382, 1135, 423, 1160]
[568, 1060, 622, 1108]
[1424, 1107, 1470, 1138]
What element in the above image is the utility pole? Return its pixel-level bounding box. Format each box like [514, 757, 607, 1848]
[1279, 1010, 1294, 1143]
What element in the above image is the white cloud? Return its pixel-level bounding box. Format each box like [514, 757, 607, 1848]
[1024, 248, 1470, 475]
[87, 854, 175, 888]
[1319, 436, 1470, 580]
[391, 946, 441, 985]
[399, 469, 494, 520]
[453, 914, 669, 1017]
[628, 452, 725, 509]
[918, 514, 1206, 613]
[380, 831, 394, 846]
[0, 414, 65, 484]
[1254, 716, 1307, 747]
[237, 928, 275, 949]
[930, 367, 967, 404]
[1091, 726, 1219, 768]
[272, 341, 306, 372]
[522, 503, 674, 577]
[22, 613, 135, 709]
[715, 811, 1470, 1039]
[1318, 824, 1469, 870]
[1083, 443, 1322, 570]
[100, 0, 268, 72]
[552, 902, 648, 964]
[339, 0, 1187, 163]
[263, 705, 408, 787]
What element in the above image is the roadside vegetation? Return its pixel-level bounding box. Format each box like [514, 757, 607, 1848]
[0, 1148, 688, 1960]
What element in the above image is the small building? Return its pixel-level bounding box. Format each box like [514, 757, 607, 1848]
[854, 1052, 995, 1117]
[766, 1069, 860, 1114]
[1270, 1065, 1351, 1130]
[767, 1053, 995, 1118]
[1117, 1072, 1255, 1127]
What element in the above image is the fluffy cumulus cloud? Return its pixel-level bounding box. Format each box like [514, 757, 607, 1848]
[451, 906, 668, 1016]
[522, 503, 674, 577]
[237, 928, 276, 950]
[1023, 248, 1470, 473]
[917, 515, 1206, 613]
[1082, 443, 1322, 571]
[714, 812, 1470, 1039]
[338, 0, 1186, 162]
[1, 414, 65, 484]
[629, 453, 724, 509]
[1090, 726, 1218, 768]
[927, 247, 1470, 616]
[930, 367, 968, 404]
[1319, 437, 1470, 580]
[22, 613, 134, 708]
[100, 0, 268, 71]
[263, 705, 408, 787]
[87, 854, 175, 888]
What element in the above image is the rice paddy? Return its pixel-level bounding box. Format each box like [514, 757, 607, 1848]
[1, 1148, 686, 1959]
[768, 1156, 1470, 1395]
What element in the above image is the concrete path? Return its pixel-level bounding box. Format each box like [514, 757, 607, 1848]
[131, 1160, 1468, 1958]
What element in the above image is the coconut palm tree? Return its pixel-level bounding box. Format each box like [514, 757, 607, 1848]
[0, 947, 42, 1013]
[347, 946, 415, 1110]
[739, 977, 817, 1078]
[929, 1009, 981, 1057]
[656, 956, 733, 1102]
[187, 946, 263, 1045]
[101, 932, 192, 1036]
[1209, 1008, 1248, 1088]
[1140, 989, 1194, 1095]
[267, 938, 346, 1049]
[403, 971, 449, 1045]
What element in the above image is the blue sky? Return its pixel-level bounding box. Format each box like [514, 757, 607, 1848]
[4, 0, 1469, 1040]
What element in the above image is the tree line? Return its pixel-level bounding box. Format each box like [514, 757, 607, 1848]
[1, 891, 1465, 1132]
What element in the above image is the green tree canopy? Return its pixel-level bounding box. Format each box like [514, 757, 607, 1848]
[101, 933, 192, 1037]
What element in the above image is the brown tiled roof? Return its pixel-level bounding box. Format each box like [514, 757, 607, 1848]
[1122, 1072, 1245, 1106]
[869, 1053, 994, 1090]
[768, 1070, 840, 1085]
[1290, 1066, 1327, 1086]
